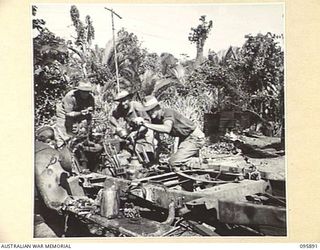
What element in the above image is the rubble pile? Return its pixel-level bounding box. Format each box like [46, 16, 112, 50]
[201, 141, 239, 157]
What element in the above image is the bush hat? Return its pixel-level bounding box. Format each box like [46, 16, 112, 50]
[137, 95, 160, 112]
[114, 90, 132, 101]
[77, 81, 92, 92]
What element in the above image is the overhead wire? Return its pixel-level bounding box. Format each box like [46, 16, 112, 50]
[35, 5, 194, 54]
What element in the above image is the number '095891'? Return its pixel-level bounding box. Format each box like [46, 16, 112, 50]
[300, 244, 318, 248]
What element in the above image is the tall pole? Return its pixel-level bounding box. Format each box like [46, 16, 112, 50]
[105, 7, 122, 93]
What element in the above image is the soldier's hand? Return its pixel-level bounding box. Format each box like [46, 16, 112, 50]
[81, 107, 93, 115]
[81, 109, 89, 115]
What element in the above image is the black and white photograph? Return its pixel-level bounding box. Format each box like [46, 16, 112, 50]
[33, 3, 286, 238]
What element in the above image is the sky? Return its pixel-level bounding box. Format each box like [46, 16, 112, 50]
[34, 3, 284, 59]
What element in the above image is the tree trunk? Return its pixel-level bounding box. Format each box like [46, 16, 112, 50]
[194, 41, 204, 68]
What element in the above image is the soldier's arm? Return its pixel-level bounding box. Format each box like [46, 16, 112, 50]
[63, 95, 81, 117]
[143, 120, 173, 134]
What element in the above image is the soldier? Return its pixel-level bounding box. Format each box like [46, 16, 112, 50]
[135, 95, 205, 170]
[110, 90, 157, 164]
[54, 80, 95, 148]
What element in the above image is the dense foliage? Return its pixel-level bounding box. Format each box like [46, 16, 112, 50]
[174, 32, 284, 133]
[33, 6, 71, 126]
[208, 34, 283, 119]
[33, 6, 284, 136]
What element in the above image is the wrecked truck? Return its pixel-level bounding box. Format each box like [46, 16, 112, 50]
[34, 126, 286, 237]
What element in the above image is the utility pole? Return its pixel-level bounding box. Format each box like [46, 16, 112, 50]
[105, 7, 122, 93]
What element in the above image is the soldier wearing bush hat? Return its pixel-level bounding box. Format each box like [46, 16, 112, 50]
[54, 80, 95, 148]
[135, 95, 205, 170]
[77, 80, 93, 91]
[111, 90, 138, 125]
[110, 90, 156, 164]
